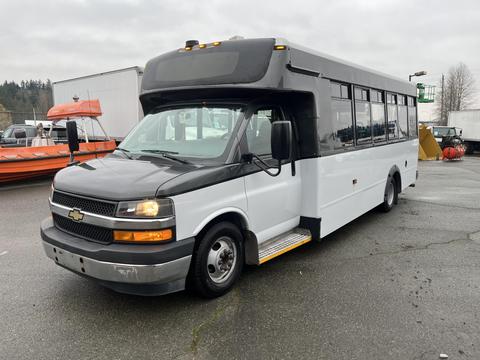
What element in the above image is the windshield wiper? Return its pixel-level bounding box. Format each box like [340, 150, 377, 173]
[116, 147, 132, 159]
[140, 149, 192, 164]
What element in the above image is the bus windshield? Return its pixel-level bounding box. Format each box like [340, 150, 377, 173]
[119, 105, 244, 161]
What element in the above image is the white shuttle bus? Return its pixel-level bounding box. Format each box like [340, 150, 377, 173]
[41, 38, 418, 297]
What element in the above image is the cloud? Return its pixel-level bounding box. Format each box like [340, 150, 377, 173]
[1, 0, 479, 109]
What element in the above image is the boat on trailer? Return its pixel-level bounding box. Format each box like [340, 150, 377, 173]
[0, 99, 116, 183]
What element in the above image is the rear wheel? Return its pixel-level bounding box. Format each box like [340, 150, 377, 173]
[190, 222, 244, 298]
[464, 142, 474, 155]
[381, 177, 397, 212]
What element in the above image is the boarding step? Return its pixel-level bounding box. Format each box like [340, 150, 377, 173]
[258, 228, 312, 264]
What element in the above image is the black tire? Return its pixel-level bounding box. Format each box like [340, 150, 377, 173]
[464, 142, 474, 155]
[381, 176, 397, 212]
[189, 222, 244, 298]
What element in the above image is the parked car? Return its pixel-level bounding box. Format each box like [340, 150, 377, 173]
[0, 124, 37, 146]
[0, 124, 68, 147]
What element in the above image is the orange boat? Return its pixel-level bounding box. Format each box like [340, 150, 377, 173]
[0, 100, 116, 183]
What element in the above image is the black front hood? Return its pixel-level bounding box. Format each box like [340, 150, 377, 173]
[53, 154, 198, 201]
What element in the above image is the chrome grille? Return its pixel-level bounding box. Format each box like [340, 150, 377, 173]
[53, 214, 113, 244]
[52, 191, 117, 217]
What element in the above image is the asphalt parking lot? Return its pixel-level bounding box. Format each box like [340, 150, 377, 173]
[1, 157, 479, 360]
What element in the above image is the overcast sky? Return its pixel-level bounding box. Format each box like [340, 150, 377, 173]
[1, 0, 479, 116]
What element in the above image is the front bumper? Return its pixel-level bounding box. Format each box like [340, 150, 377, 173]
[41, 218, 195, 296]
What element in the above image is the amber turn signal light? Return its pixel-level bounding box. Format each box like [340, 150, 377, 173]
[113, 229, 173, 243]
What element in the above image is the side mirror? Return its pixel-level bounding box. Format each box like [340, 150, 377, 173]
[271, 121, 292, 161]
[66, 121, 79, 153]
[66, 121, 79, 165]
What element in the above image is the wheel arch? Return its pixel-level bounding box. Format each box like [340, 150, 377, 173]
[387, 165, 402, 195]
[192, 208, 250, 237]
[192, 208, 258, 265]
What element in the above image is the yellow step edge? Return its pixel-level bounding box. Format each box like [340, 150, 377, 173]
[259, 236, 312, 265]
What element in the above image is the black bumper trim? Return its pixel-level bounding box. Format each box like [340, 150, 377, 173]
[40, 217, 195, 265]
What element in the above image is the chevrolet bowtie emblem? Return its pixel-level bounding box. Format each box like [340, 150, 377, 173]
[68, 208, 85, 222]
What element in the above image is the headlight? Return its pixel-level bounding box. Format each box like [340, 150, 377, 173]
[116, 198, 174, 218]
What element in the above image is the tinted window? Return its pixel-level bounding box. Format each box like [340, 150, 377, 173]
[408, 100, 417, 137]
[398, 105, 408, 138]
[355, 88, 368, 101]
[246, 108, 283, 155]
[371, 90, 383, 103]
[387, 103, 398, 140]
[386, 93, 397, 104]
[330, 83, 341, 98]
[355, 101, 372, 145]
[332, 99, 353, 148]
[407, 96, 416, 107]
[372, 103, 386, 142]
[142, 38, 275, 90]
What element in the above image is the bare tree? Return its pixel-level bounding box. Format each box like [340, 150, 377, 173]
[436, 63, 475, 125]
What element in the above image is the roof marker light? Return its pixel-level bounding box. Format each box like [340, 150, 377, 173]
[212, 41, 221, 46]
[274, 45, 287, 50]
[199, 44, 207, 49]
[185, 47, 192, 51]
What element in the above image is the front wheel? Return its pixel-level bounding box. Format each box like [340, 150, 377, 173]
[381, 177, 397, 212]
[190, 222, 244, 298]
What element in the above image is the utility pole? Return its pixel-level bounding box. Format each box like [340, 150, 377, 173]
[441, 74, 445, 124]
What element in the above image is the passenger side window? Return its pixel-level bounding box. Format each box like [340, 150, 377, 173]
[371, 90, 386, 143]
[246, 107, 283, 156]
[354, 87, 372, 145]
[387, 93, 398, 140]
[331, 82, 353, 149]
[397, 95, 408, 139]
[407, 97, 417, 137]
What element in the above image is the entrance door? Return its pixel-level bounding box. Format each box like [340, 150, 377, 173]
[243, 106, 302, 244]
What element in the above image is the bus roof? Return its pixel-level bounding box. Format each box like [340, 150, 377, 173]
[280, 38, 415, 95]
[140, 37, 416, 97]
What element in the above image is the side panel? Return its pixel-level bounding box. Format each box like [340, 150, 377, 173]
[244, 163, 302, 244]
[53, 68, 142, 140]
[171, 178, 248, 241]
[300, 140, 418, 237]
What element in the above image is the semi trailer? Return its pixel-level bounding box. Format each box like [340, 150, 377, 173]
[448, 109, 480, 154]
[53, 67, 144, 141]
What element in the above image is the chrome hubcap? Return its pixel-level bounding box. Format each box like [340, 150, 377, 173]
[207, 236, 237, 284]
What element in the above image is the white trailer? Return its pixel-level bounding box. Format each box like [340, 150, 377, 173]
[52, 67, 144, 141]
[448, 109, 480, 154]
